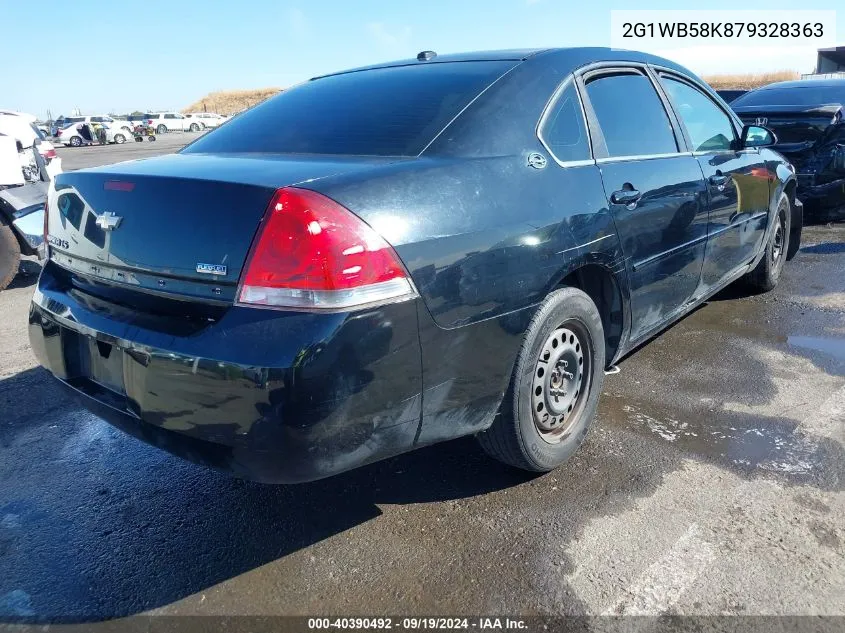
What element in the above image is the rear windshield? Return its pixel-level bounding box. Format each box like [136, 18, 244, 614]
[732, 85, 845, 107]
[183, 61, 516, 157]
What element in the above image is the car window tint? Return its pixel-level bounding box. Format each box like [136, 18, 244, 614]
[541, 82, 590, 162]
[585, 72, 677, 158]
[164, 114, 175, 119]
[661, 77, 735, 152]
[184, 61, 517, 157]
[732, 85, 845, 107]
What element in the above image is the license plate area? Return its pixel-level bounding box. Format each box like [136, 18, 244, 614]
[63, 330, 126, 395]
[88, 339, 126, 394]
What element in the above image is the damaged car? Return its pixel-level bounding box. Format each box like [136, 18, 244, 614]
[732, 78, 845, 217]
[31, 48, 800, 483]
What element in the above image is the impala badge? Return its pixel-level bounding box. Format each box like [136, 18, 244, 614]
[95, 212, 122, 231]
[196, 263, 228, 276]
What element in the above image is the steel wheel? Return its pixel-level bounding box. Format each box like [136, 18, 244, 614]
[531, 321, 592, 444]
[476, 286, 605, 472]
[771, 207, 786, 265]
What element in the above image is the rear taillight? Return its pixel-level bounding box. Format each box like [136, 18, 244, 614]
[43, 149, 56, 159]
[237, 187, 417, 311]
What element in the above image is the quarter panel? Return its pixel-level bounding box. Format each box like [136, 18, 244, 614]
[310, 157, 619, 330]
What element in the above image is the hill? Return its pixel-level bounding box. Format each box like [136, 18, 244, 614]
[700, 70, 800, 90]
[182, 88, 282, 115]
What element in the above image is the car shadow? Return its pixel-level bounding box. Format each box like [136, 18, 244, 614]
[0, 367, 536, 623]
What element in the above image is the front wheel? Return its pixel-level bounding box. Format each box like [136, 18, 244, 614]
[113, 133, 126, 144]
[477, 287, 605, 472]
[69, 136, 82, 147]
[745, 192, 791, 292]
[189, 123, 200, 132]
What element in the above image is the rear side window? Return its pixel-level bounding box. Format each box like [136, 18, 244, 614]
[585, 72, 677, 158]
[540, 81, 590, 163]
[660, 76, 736, 152]
[183, 61, 517, 157]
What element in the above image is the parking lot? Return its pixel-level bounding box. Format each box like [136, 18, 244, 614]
[54, 132, 198, 171]
[1, 138, 844, 621]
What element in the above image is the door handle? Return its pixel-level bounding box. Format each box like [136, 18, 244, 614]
[709, 174, 729, 190]
[610, 188, 642, 207]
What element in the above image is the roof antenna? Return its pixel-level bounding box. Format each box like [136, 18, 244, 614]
[417, 51, 437, 61]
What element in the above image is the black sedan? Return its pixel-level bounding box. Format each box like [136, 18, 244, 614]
[30, 48, 800, 483]
[731, 78, 845, 215]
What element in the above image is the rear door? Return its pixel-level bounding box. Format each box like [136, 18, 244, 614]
[656, 71, 770, 290]
[578, 66, 709, 341]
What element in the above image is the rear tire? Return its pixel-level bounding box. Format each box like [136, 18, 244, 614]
[745, 192, 791, 292]
[114, 133, 126, 144]
[156, 124, 167, 134]
[189, 123, 200, 132]
[0, 219, 21, 291]
[477, 287, 605, 472]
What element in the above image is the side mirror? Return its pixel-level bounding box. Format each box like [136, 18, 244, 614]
[741, 124, 777, 149]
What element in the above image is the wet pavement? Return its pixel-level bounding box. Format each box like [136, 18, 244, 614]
[0, 215, 843, 621]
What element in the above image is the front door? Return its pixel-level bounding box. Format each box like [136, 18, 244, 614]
[656, 73, 770, 289]
[580, 68, 709, 341]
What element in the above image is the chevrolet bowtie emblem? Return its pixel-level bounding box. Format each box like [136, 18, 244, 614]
[95, 212, 122, 231]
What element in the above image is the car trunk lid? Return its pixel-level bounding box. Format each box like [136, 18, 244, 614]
[47, 153, 403, 304]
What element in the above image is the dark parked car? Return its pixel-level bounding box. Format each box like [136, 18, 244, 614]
[30, 48, 800, 483]
[731, 78, 845, 214]
[716, 89, 748, 103]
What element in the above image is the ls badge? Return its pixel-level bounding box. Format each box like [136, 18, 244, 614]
[196, 263, 228, 276]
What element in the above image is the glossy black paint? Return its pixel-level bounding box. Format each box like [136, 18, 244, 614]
[715, 89, 748, 104]
[30, 48, 797, 482]
[732, 79, 845, 213]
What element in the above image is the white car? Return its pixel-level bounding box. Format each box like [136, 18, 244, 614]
[0, 110, 59, 165]
[146, 112, 201, 133]
[53, 115, 132, 136]
[185, 112, 227, 129]
[56, 121, 132, 146]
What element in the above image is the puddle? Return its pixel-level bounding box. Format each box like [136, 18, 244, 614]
[788, 336, 845, 363]
[601, 395, 826, 479]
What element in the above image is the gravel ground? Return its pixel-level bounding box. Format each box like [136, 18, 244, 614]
[0, 139, 843, 626]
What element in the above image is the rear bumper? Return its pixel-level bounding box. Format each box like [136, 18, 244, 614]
[29, 262, 423, 483]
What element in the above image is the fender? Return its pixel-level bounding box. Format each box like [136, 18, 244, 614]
[753, 160, 799, 268]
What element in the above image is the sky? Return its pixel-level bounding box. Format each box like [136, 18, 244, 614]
[2, 0, 842, 119]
